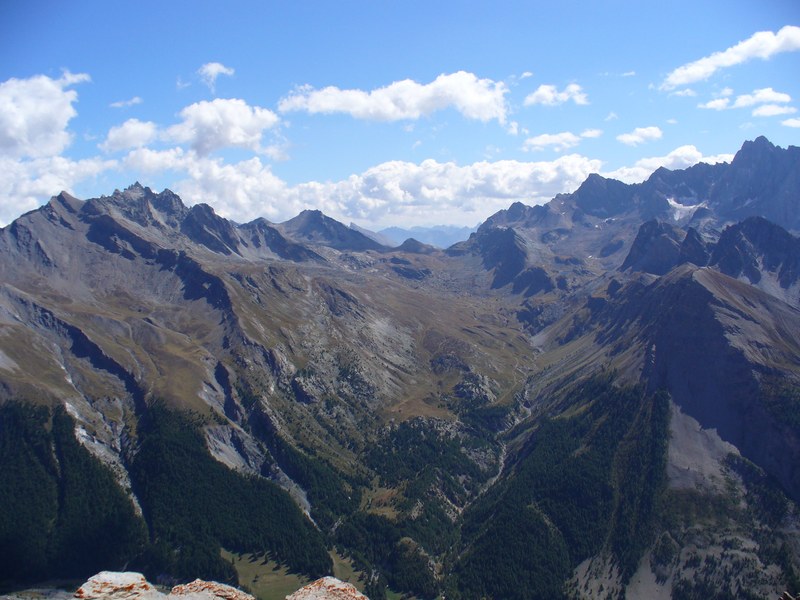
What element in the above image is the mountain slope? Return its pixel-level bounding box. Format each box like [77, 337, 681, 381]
[1, 138, 800, 598]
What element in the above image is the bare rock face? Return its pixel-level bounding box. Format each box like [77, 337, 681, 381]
[285, 577, 368, 600]
[73, 572, 254, 600]
[170, 580, 253, 600]
[73, 572, 162, 600]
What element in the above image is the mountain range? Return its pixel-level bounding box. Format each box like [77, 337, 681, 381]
[1, 136, 799, 599]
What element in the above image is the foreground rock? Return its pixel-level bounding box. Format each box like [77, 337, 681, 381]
[73, 572, 254, 600]
[285, 577, 368, 600]
[68, 572, 368, 600]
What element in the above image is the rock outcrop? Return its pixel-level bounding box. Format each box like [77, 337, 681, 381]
[73, 572, 254, 600]
[285, 577, 368, 600]
[69, 572, 367, 600]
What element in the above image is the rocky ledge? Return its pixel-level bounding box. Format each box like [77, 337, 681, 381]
[74, 572, 253, 600]
[285, 577, 368, 600]
[66, 572, 366, 600]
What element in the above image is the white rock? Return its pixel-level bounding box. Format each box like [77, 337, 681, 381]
[72, 572, 255, 600]
[285, 577, 368, 600]
[73, 572, 162, 600]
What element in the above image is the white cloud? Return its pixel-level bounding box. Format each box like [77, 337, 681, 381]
[671, 88, 697, 97]
[782, 117, 800, 128]
[279, 71, 509, 124]
[699, 87, 793, 114]
[121, 147, 601, 227]
[0, 71, 89, 159]
[110, 96, 142, 108]
[581, 128, 603, 139]
[523, 132, 581, 152]
[699, 98, 731, 110]
[166, 98, 280, 155]
[0, 155, 116, 225]
[616, 126, 663, 146]
[604, 145, 733, 184]
[198, 62, 235, 92]
[100, 119, 158, 153]
[523, 129, 601, 152]
[752, 104, 796, 117]
[290, 155, 602, 227]
[622, 71, 636, 77]
[732, 87, 791, 107]
[0, 72, 119, 224]
[661, 25, 800, 90]
[524, 83, 588, 106]
[605, 112, 619, 121]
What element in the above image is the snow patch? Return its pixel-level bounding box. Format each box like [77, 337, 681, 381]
[666, 197, 705, 222]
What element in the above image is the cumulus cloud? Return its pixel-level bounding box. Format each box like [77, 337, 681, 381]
[0, 155, 116, 225]
[0, 71, 89, 159]
[604, 145, 733, 184]
[699, 87, 794, 116]
[732, 87, 792, 107]
[523, 132, 581, 152]
[752, 104, 796, 117]
[288, 155, 602, 227]
[698, 98, 731, 110]
[661, 25, 800, 90]
[122, 147, 601, 227]
[100, 119, 158, 153]
[616, 126, 663, 146]
[524, 83, 588, 106]
[278, 71, 509, 124]
[0, 72, 120, 224]
[110, 96, 142, 108]
[782, 117, 800, 128]
[523, 129, 601, 152]
[166, 98, 280, 155]
[198, 62, 235, 92]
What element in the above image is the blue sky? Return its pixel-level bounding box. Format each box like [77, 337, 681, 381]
[1, 1, 798, 228]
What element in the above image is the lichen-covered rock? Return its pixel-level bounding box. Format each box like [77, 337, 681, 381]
[170, 579, 254, 600]
[285, 577, 368, 600]
[72, 573, 254, 600]
[73, 572, 161, 600]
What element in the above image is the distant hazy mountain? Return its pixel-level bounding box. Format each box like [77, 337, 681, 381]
[378, 224, 476, 248]
[1, 138, 799, 599]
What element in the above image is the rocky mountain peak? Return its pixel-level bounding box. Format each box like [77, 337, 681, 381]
[731, 135, 777, 166]
[149, 188, 188, 220]
[572, 172, 634, 217]
[396, 237, 438, 254]
[181, 203, 242, 255]
[51, 190, 83, 213]
[120, 181, 148, 200]
[710, 216, 800, 301]
[620, 220, 684, 275]
[280, 209, 386, 251]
